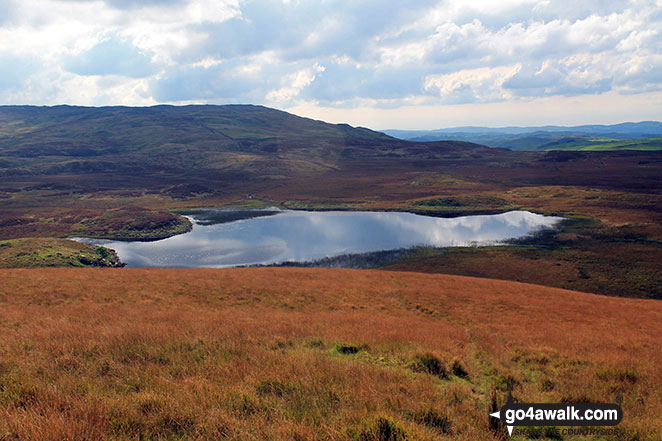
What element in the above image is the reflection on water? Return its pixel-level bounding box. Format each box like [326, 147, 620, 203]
[79, 210, 562, 268]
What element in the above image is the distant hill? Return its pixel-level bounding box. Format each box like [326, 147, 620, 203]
[1, 104, 661, 294]
[0, 104, 484, 180]
[383, 121, 662, 151]
[1, 104, 660, 203]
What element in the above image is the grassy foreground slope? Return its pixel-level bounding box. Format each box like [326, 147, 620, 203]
[0, 268, 659, 440]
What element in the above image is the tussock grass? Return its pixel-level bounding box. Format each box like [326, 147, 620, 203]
[335, 343, 363, 355]
[0, 267, 660, 440]
[409, 353, 447, 378]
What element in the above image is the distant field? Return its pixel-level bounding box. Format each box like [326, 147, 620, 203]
[546, 137, 662, 151]
[384, 122, 662, 151]
[0, 268, 660, 440]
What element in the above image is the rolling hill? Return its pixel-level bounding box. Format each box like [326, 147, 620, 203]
[0, 267, 659, 440]
[0, 104, 661, 300]
[384, 121, 662, 151]
[1, 107, 660, 440]
[0, 104, 485, 180]
[1, 104, 660, 198]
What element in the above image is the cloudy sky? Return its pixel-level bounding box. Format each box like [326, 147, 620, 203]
[0, 0, 660, 128]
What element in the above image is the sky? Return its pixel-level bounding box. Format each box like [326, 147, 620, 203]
[0, 0, 660, 129]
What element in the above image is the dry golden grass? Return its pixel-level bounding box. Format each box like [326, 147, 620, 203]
[0, 268, 660, 440]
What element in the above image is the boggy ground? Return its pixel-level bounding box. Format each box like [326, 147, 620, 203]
[0, 267, 660, 440]
[380, 185, 662, 299]
[1, 152, 661, 298]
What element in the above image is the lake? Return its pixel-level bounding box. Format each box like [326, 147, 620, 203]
[77, 209, 562, 268]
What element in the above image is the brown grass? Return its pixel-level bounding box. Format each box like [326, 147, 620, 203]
[0, 268, 660, 440]
[384, 242, 662, 299]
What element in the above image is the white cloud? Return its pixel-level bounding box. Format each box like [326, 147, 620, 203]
[424, 66, 518, 103]
[64, 36, 158, 78]
[266, 63, 325, 104]
[186, 0, 241, 24]
[0, 0, 660, 126]
[287, 91, 662, 129]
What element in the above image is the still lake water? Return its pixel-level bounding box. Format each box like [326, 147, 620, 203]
[79, 209, 562, 268]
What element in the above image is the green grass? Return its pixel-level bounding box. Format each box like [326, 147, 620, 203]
[0, 238, 123, 268]
[546, 137, 662, 151]
[211, 199, 285, 210]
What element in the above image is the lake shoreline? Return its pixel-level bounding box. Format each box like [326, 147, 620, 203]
[75, 209, 563, 269]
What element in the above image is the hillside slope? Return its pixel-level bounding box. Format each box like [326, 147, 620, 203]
[1, 105, 659, 198]
[0, 267, 659, 440]
[0, 104, 484, 179]
[0, 105, 661, 301]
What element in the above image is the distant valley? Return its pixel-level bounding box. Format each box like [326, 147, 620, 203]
[384, 121, 662, 151]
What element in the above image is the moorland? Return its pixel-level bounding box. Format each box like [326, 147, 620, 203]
[0, 105, 661, 440]
[1, 105, 661, 298]
[1, 268, 660, 440]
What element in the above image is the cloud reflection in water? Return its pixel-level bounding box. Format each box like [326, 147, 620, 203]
[82, 210, 561, 268]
